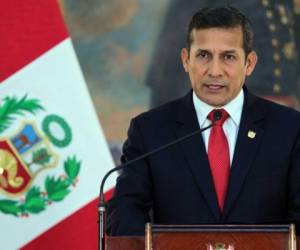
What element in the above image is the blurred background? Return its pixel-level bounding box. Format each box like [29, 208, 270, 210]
[59, 0, 300, 164]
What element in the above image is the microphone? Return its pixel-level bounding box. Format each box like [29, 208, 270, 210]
[213, 109, 223, 122]
[98, 111, 222, 250]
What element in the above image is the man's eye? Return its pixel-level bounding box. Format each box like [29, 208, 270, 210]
[224, 54, 236, 60]
[197, 51, 209, 59]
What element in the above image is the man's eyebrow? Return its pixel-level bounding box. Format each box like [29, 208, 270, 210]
[194, 49, 238, 54]
[222, 50, 238, 54]
[195, 48, 210, 53]
[196, 48, 209, 50]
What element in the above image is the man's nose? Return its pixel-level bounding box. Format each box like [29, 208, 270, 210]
[208, 59, 223, 77]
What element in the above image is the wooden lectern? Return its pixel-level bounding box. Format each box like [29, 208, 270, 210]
[107, 224, 298, 250]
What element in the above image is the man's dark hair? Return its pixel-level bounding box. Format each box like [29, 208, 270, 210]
[186, 6, 253, 57]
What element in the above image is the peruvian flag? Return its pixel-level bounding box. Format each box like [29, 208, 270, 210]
[0, 0, 115, 249]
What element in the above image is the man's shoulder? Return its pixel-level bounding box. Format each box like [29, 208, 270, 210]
[249, 93, 300, 121]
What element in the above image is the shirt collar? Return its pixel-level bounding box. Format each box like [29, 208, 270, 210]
[192, 89, 244, 127]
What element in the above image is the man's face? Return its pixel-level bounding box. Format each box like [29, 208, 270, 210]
[181, 26, 257, 107]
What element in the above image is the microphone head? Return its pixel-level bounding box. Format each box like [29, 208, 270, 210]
[213, 110, 223, 122]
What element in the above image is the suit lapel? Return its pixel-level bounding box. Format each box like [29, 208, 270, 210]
[175, 92, 221, 220]
[223, 91, 266, 219]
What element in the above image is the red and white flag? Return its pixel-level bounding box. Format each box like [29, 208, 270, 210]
[0, 1, 115, 249]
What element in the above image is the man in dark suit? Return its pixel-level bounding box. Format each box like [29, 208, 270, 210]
[106, 6, 300, 236]
[147, 0, 300, 109]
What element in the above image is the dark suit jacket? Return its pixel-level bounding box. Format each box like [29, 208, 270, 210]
[106, 89, 300, 236]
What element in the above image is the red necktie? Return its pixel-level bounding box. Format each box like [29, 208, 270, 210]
[208, 109, 230, 212]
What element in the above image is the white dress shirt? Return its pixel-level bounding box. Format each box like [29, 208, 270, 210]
[192, 89, 244, 165]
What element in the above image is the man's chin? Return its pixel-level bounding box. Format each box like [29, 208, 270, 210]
[198, 96, 228, 107]
[195, 90, 230, 107]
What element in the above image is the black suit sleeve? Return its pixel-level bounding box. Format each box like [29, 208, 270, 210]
[287, 124, 300, 235]
[106, 118, 153, 236]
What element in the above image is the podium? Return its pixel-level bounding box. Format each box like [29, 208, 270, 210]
[107, 224, 298, 250]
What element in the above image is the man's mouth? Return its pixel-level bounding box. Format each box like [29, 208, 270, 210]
[204, 83, 226, 90]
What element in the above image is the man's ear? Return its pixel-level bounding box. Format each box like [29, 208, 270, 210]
[245, 51, 258, 76]
[181, 48, 189, 72]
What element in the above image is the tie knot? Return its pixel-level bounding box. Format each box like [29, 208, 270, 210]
[208, 109, 229, 126]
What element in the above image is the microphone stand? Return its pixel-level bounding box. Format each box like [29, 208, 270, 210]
[98, 123, 215, 250]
